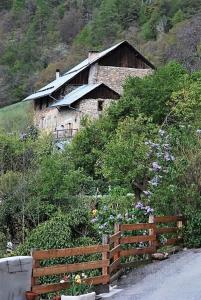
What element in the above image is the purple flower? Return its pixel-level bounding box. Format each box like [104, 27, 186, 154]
[144, 206, 154, 215]
[91, 218, 98, 223]
[148, 176, 160, 187]
[163, 144, 171, 151]
[148, 142, 160, 149]
[135, 201, 144, 209]
[164, 152, 175, 161]
[152, 162, 161, 172]
[143, 190, 152, 197]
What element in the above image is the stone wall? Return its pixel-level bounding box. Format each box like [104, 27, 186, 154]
[96, 66, 153, 94]
[34, 106, 79, 132]
[33, 64, 153, 133]
[78, 98, 114, 120]
[34, 97, 114, 132]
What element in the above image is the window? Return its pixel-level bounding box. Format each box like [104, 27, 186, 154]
[39, 100, 43, 110]
[98, 100, 104, 111]
[45, 98, 49, 108]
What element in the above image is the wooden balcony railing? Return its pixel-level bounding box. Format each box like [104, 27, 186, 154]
[53, 129, 78, 140]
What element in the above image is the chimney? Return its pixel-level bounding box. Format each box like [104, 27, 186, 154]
[88, 50, 99, 62]
[56, 69, 60, 80]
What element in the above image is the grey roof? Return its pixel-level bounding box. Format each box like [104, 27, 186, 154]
[23, 40, 154, 102]
[51, 83, 106, 107]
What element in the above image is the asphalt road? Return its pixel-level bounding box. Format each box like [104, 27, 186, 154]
[107, 249, 201, 300]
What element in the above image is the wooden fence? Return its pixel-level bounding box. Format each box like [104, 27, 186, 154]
[31, 215, 184, 295]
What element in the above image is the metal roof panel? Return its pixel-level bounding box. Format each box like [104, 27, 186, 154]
[51, 84, 102, 107]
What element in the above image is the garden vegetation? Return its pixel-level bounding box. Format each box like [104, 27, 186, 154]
[1, 62, 201, 258]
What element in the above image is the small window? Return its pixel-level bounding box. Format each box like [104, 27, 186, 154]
[39, 100, 43, 110]
[45, 98, 49, 108]
[98, 100, 104, 111]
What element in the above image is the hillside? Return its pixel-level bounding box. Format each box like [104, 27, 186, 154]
[0, 0, 201, 108]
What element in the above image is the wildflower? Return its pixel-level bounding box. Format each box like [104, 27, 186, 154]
[63, 275, 69, 282]
[143, 191, 152, 197]
[109, 215, 115, 220]
[92, 209, 97, 217]
[103, 205, 108, 211]
[135, 201, 144, 209]
[150, 142, 160, 149]
[148, 176, 160, 187]
[117, 214, 123, 220]
[159, 129, 165, 137]
[144, 206, 154, 215]
[81, 273, 87, 279]
[91, 218, 98, 223]
[75, 274, 81, 284]
[60, 275, 70, 283]
[125, 212, 129, 219]
[152, 162, 161, 172]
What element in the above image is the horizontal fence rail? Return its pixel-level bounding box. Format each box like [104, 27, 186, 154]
[31, 244, 110, 294]
[154, 215, 183, 248]
[31, 215, 184, 295]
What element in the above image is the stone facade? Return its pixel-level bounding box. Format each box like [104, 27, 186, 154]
[33, 54, 153, 135]
[78, 98, 114, 120]
[34, 97, 114, 137]
[34, 65, 152, 134]
[96, 66, 152, 94]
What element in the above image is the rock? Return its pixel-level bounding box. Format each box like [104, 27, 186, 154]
[151, 252, 169, 260]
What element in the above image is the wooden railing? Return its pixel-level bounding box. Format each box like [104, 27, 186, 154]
[154, 215, 184, 248]
[54, 129, 78, 140]
[31, 245, 110, 294]
[31, 215, 184, 295]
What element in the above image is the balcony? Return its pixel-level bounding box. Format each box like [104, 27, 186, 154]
[53, 129, 78, 140]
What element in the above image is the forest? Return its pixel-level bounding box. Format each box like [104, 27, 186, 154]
[0, 0, 201, 109]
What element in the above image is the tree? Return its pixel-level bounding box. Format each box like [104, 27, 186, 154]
[102, 116, 158, 199]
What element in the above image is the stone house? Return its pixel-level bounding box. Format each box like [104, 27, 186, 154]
[23, 40, 154, 139]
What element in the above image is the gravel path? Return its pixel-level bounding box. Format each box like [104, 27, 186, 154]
[106, 249, 201, 300]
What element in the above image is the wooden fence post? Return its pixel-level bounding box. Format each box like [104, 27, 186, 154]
[100, 235, 110, 293]
[30, 249, 40, 292]
[148, 215, 157, 253]
[177, 216, 183, 241]
[113, 223, 121, 263]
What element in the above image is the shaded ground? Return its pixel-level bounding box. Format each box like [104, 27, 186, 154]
[106, 249, 201, 300]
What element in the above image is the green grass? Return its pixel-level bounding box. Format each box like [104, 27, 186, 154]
[0, 101, 33, 132]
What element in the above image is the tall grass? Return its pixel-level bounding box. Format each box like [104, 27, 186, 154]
[0, 102, 33, 132]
